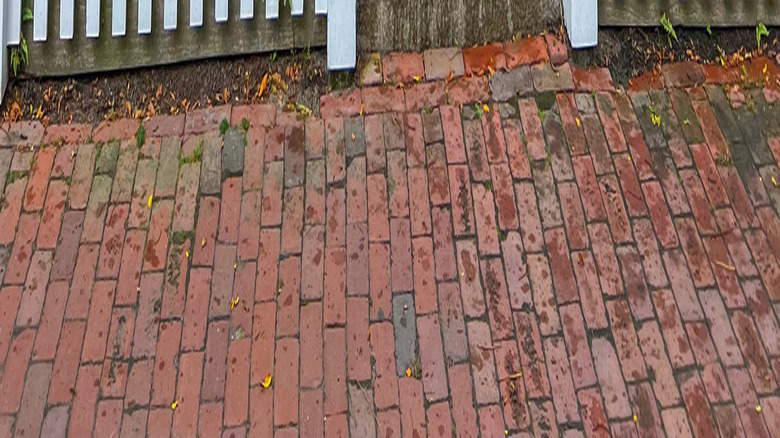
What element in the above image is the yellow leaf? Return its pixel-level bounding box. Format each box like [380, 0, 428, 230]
[483, 104, 490, 113]
[234, 263, 237, 270]
[413, 76, 421, 83]
[772, 176, 777, 186]
[627, 156, 632, 162]
[764, 64, 768, 74]
[262, 373, 273, 388]
[201, 238, 206, 247]
[185, 251, 189, 259]
[757, 405, 762, 413]
[406, 368, 412, 378]
[258, 73, 269, 98]
[633, 414, 637, 423]
[351, 133, 356, 142]
[231, 296, 240, 310]
[575, 118, 580, 128]
[171, 401, 178, 410]
[147, 195, 153, 209]
[360, 103, 365, 116]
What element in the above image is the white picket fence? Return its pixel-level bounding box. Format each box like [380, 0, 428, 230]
[1, 0, 355, 102]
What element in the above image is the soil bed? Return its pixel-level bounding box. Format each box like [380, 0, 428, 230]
[2, 26, 778, 125]
[571, 26, 779, 87]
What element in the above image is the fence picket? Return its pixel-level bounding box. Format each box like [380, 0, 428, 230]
[327, 0, 355, 69]
[216, 0, 228, 22]
[292, 0, 304, 16]
[164, 0, 177, 30]
[59, 0, 73, 38]
[1, 0, 7, 102]
[7, 0, 21, 44]
[113, 0, 127, 36]
[240, 0, 253, 19]
[315, 0, 327, 15]
[190, 0, 203, 26]
[33, 0, 47, 41]
[138, 0, 151, 34]
[266, 0, 279, 19]
[86, 0, 99, 37]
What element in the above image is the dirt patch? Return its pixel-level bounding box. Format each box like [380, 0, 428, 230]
[571, 26, 780, 87]
[2, 48, 330, 125]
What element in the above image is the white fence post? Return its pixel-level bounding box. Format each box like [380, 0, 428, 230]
[1, 0, 8, 104]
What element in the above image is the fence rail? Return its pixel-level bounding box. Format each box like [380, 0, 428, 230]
[2, 0, 355, 102]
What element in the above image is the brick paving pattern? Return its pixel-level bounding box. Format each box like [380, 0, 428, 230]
[2, 35, 780, 437]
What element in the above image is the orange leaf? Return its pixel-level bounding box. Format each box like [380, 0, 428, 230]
[258, 73, 269, 98]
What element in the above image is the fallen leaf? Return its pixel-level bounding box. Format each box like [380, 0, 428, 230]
[201, 238, 206, 247]
[171, 401, 178, 410]
[258, 73, 269, 99]
[262, 373, 273, 389]
[147, 195, 153, 209]
[406, 368, 412, 378]
[231, 296, 240, 310]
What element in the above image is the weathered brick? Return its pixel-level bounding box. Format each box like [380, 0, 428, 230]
[0, 329, 35, 414]
[636, 321, 681, 408]
[324, 247, 347, 326]
[423, 47, 465, 80]
[408, 168, 431, 235]
[181, 268, 211, 351]
[616, 246, 654, 321]
[675, 217, 716, 288]
[526, 253, 561, 335]
[606, 299, 647, 382]
[544, 336, 580, 423]
[255, 228, 281, 302]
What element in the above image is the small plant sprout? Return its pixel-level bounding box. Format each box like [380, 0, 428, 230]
[219, 118, 229, 135]
[241, 117, 250, 131]
[707, 23, 712, 36]
[756, 23, 769, 51]
[661, 13, 678, 47]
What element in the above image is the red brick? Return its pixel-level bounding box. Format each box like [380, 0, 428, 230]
[151, 320, 182, 406]
[743, 279, 780, 357]
[362, 86, 405, 114]
[66, 364, 101, 438]
[320, 89, 362, 119]
[686, 321, 718, 366]
[745, 230, 780, 300]
[632, 218, 668, 289]
[731, 311, 777, 394]
[573, 67, 614, 92]
[615, 246, 654, 321]
[205, 244, 234, 320]
[571, 250, 608, 330]
[33, 179, 67, 250]
[513, 182, 543, 252]
[570, 156, 605, 221]
[127, 159, 156, 228]
[440, 106, 466, 164]
[346, 158, 367, 224]
[324, 327, 347, 415]
[95, 204, 128, 278]
[449, 165, 475, 236]
[410, 237, 436, 315]
[231, 103, 275, 131]
[195, 403, 221, 437]
[131, 273, 164, 358]
[192, 197, 219, 266]
[224, 338, 251, 427]
[2, 212, 37, 284]
[0, 287, 22, 365]
[110, 142, 137, 202]
[264, 125, 284, 161]
[172, 352, 204, 438]
[276, 256, 301, 337]
[480, 258, 513, 341]
[281, 187, 304, 255]
[628, 382, 665, 437]
[366, 174, 389, 242]
[142, 200, 172, 273]
[0, 329, 34, 414]
[513, 312, 551, 400]
[408, 168, 431, 236]
[181, 268, 211, 351]
[639, 181, 677, 249]
[525, 253, 560, 335]
[556, 183, 587, 250]
[587, 223, 622, 296]
[347, 297, 370, 381]
[699, 289, 743, 367]
[591, 337, 631, 419]
[447, 75, 490, 106]
[447, 363, 479, 437]
[201, 320, 229, 402]
[305, 160, 326, 226]
[300, 389, 324, 437]
[250, 302, 275, 387]
[326, 186, 346, 247]
[423, 47, 465, 80]
[261, 161, 284, 226]
[542, 228, 576, 304]
[499, 232, 529, 310]
[433, 283, 467, 364]
[504, 36, 548, 68]
[390, 218, 413, 292]
[426, 402, 452, 437]
[703, 236, 745, 308]
[679, 372, 718, 438]
[488, 166, 517, 231]
[472, 183, 500, 256]
[405, 80, 447, 112]
[301, 226, 325, 301]
[467, 320, 500, 405]
[499, 119, 530, 180]
[578, 389, 609, 438]
[399, 378, 427, 438]
[680, 169, 718, 235]
[299, 302, 323, 389]
[382, 52, 424, 84]
[362, 115, 385, 173]
[559, 304, 597, 389]
[455, 239, 486, 318]
[386, 151, 409, 218]
[183, 105, 230, 135]
[676, 217, 716, 288]
[556, 94, 585, 156]
[369, 242, 392, 321]
[100, 359, 128, 399]
[324, 248, 347, 326]
[477, 405, 505, 437]
[235, 192, 261, 260]
[366, 322, 397, 411]
[61, 244, 97, 320]
[80, 280, 116, 362]
[544, 33, 567, 65]
[21, 148, 54, 213]
[463, 43, 507, 75]
[92, 399, 123, 438]
[690, 143, 730, 206]
[650, 289, 694, 369]
[125, 359, 153, 410]
[636, 322, 681, 408]
[249, 386, 274, 436]
[692, 100, 730, 158]
[463, 118, 490, 181]
[416, 314, 448, 401]
[255, 228, 281, 302]
[606, 299, 647, 381]
[216, 177, 242, 244]
[229, 261, 254, 335]
[700, 363, 731, 403]
[241, 130, 265, 191]
[428, 208, 456, 283]
[543, 336, 580, 423]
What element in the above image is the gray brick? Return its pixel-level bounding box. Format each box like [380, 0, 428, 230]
[222, 128, 245, 177]
[393, 293, 417, 377]
[200, 136, 222, 194]
[490, 66, 533, 101]
[95, 141, 120, 175]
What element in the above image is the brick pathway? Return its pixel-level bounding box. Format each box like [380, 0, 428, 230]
[2, 36, 780, 438]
